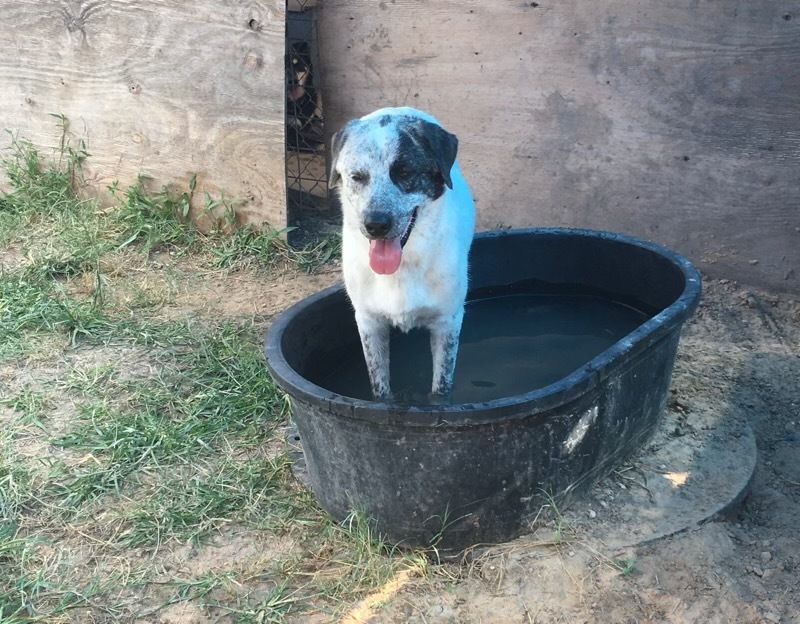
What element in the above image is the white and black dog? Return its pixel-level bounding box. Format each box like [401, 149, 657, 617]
[329, 107, 475, 401]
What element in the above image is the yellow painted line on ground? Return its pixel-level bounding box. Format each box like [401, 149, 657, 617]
[339, 567, 418, 624]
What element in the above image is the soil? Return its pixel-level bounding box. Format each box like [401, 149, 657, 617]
[360, 278, 800, 624]
[172, 268, 800, 624]
[148, 271, 800, 624]
[4, 251, 800, 623]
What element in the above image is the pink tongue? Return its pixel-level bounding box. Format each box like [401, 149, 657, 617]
[369, 238, 403, 275]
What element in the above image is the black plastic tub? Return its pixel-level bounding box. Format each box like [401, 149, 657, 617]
[264, 228, 701, 550]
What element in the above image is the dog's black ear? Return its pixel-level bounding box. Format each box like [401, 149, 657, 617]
[412, 120, 459, 190]
[328, 122, 352, 189]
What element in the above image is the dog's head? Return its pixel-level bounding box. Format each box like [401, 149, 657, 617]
[287, 42, 311, 101]
[329, 111, 458, 275]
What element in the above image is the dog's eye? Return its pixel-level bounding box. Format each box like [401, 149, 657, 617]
[350, 171, 368, 184]
[396, 165, 410, 179]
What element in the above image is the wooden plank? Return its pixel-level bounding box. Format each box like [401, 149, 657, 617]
[317, 0, 800, 291]
[0, 0, 286, 228]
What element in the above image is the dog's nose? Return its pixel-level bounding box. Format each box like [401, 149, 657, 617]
[364, 213, 393, 238]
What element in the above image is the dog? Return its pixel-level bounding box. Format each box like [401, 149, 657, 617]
[329, 107, 475, 401]
[286, 41, 324, 152]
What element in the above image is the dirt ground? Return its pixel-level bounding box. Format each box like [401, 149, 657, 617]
[358, 277, 800, 624]
[181, 268, 800, 624]
[3, 246, 799, 623]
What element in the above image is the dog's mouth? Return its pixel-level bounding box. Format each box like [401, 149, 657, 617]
[368, 208, 418, 276]
[400, 207, 418, 248]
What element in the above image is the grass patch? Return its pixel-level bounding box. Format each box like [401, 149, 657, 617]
[206, 511, 432, 623]
[1, 123, 337, 282]
[612, 557, 637, 577]
[1, 387, 52, 428]
[0, 268, 103, 359]
[112, 174, 200, 253]
[210, 226, 341, 273]
[0, 526, 43, 622]
[0, 522, 135, 623]
[0, 124, 438, 622]
[0, 119, 88, 240]
[43, 320, 287, 513]
[310, 511, 429, 603]
[119, 454, 295, 549]
[0, 433, 36, 522]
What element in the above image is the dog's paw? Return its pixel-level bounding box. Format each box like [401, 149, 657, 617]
[426, 392, 453, 407]
[371, 388, 394, 403]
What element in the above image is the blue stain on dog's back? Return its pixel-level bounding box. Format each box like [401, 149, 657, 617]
[319, 292, 651, 404]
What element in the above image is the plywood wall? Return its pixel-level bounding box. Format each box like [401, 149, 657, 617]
[0, 0, 286, 227]
[317, 0, 800, 291]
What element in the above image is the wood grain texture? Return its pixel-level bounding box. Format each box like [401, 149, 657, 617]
[0, 0, 286, 227]
[317, 0, 800, 291]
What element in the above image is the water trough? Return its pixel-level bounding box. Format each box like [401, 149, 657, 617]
[265, 228, 709, 550]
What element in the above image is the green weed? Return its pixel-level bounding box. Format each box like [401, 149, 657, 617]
[0, 387, 52, 427]
[0, 120, 86, 218]
[0, 521, 133, 622]
[210, 225, 294, 269]
[294, 232, 341, 273]
[47, 321, 286, 512]
[612, 556, 637, 577]
[0, 122, 420, 622]
[112, 174, 198, 253]
[119, 454, 295, 548]
[223, 580, 301, 624]
[0, 436, 35, 522]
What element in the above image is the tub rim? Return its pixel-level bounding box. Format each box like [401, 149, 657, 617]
[264, 227, 702, 427]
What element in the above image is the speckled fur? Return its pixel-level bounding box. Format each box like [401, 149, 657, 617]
[330, 107, 475, 400]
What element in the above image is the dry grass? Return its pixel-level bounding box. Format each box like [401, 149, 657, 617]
[0, 125, 441, 624]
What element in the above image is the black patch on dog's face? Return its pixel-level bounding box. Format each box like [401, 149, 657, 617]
[390, 129, 447, 200]
[379, 115, 391, 127]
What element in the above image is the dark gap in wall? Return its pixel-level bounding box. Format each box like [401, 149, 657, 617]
[285, 1, 338, 246]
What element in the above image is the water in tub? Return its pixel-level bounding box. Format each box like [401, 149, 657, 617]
[320, 293, 651, 404]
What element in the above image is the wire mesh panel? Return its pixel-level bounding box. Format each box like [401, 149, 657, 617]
[285, 0, 331, 243]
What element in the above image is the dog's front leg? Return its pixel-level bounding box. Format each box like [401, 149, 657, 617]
[430, 314, 463, 398]
[356, 313, 392, 400]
